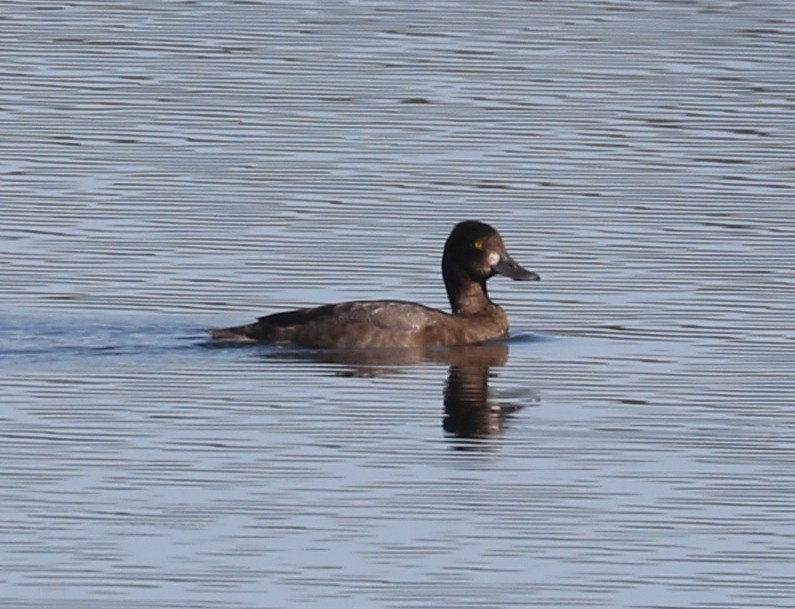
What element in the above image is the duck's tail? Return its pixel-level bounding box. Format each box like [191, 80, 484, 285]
[207, 323, 259, 342]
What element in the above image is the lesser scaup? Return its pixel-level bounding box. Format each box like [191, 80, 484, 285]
[209, 220, 539, 348]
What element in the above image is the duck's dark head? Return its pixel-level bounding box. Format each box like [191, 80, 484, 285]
[442, 221, 539, 313]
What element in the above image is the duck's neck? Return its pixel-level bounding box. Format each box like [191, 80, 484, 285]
[444, 266, 493, 315]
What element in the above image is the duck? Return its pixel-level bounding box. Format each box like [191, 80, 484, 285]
[209, 220, 539, 349]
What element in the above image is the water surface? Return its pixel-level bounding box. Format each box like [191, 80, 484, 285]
[2, 1, 794, 608]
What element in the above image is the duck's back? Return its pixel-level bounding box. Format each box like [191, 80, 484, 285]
[210, 300, 454, 349]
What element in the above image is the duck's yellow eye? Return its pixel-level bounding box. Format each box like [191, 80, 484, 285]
[473, 240, 484, 250]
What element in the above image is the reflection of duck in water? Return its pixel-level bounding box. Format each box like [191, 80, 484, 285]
[264, 343, 538, 439]
[210, 221, 539, 348]
[441, 344, 527, 438]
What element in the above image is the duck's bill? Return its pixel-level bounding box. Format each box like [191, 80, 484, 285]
[494, 253, 540, 281]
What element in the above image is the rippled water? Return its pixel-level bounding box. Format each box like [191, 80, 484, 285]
[2, 1, 794, 608]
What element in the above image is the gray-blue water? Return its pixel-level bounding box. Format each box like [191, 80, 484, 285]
[2, 1, 794, 607]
